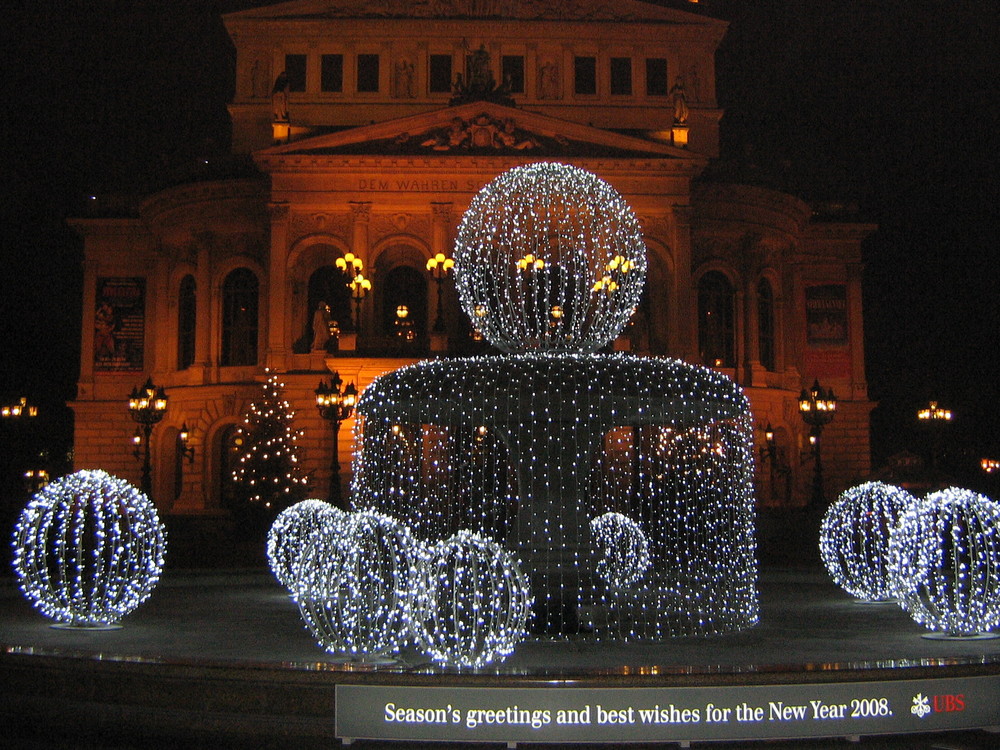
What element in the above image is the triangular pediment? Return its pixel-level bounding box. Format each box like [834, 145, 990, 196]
[256, 101, 698, 166]
[226, 0, 720, 25]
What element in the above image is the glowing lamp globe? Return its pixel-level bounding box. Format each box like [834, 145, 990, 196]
[294, 510, 420, 659]
[411, 531, 532, 667]
[819, 482, 916, 602]
[453, 162, 647, 353]
[266, 499, 341, 591]
[11, 470, 166, 628]
[889, 488, 1000, 637]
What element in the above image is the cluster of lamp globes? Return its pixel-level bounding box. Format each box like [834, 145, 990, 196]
[266, 499, 654, 667]
[819, 481, 1000, 638]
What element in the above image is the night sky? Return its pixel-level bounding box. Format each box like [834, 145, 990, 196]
[1, 1, 997, 487]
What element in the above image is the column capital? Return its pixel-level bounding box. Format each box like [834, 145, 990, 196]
[267, 201, 291, 222]
[349, 201, 372, 221]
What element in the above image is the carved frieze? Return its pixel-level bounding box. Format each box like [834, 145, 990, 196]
[289, 211, 352, 242]
[370, 212, 431, 244]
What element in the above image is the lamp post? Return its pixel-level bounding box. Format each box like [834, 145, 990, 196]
[917, 400, 952, 483]
[178, 422, 195, 464]
[799, 379, 837, 509]
[315, 373, 358, 508]
[349, 273, 371, 337]
[128, 378, 168, 498]
[426, 252, 455, 333]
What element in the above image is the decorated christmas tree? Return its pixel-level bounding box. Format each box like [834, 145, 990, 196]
[232, 369, 309, 514]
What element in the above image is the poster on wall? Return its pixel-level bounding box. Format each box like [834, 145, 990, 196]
[804, 284, 850, 379]
[805, 285, 848, 346]
[94, 277, 145, 372]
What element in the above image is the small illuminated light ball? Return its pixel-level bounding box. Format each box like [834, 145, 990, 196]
[453, 162, 647, 354]
[889, 488, 1000, 637]
[819, 481, 916, 602]
[590, 512, 651, 588]
[294, 510, 420, 660]
[266, 499, 341, 591]
[11, 469, 166, 628]
[411, 531, 531, 668]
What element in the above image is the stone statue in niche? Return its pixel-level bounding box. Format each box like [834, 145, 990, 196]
[312, 302, 332, 351]
[393, 59, 416, 98]
[670, 77, 689, 124]
[538, 60, 560, 99]
[272, 72, 290, 121]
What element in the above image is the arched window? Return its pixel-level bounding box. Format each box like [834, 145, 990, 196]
[380, 265, 428, 338]
[757, 277, 776, 371]
[697, 271, 735, 367]
[295, 266, 352, 353]
[177, 275, 196, 370]
[221, 268, 259, 366]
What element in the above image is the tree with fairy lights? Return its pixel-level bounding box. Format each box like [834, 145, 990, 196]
[232, 370, 309, 519]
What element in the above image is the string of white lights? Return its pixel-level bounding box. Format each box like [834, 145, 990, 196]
[266, 498, 342, 591]
[11, 469, 166, 627]
[889, 487, 1000, 637]
[819, 481, 917, 602]
[590, 511, 651, 589]
[294, 509, 420, 659]
[411, 530, 532, 668]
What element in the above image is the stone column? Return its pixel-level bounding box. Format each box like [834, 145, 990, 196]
[193, 240, 212, 380]
[670, 205, 697, 361]
[266, 201, 291, 370]
[349, 201, 372, 336]
[847, 261, 867, 400]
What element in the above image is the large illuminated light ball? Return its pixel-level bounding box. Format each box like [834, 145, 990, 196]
[11, 469, 166, 628]
[266, 499, 341, 591]
[889, 488, 1000, 637]
[819, 482, 916, 601]
[590, 512, 651, 589]
[453, 162, 647, 354]
[411, 531, 531, 667]
[294, 509, 420, 659]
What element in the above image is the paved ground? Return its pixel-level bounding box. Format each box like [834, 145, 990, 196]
[2, 566, 999, 749]
[2, 568, 998, 673]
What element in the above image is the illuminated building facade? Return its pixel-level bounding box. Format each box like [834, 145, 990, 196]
[70, 0, 873, 519]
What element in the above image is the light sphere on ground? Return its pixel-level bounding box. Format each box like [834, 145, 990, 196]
[266, 499, 342, 591]
[889, 487, 1000, 636]
[453, 161, 647, 354]
[411, 530, 532, 668]
[294, 509, 420, 659]
[590, 511, 651, 589]
[11, 469, 166, 627]
[819, 481, 916, 601]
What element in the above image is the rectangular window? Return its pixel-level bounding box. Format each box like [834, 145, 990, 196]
[284, 54, 307, 92]
[646, 57, 668, 96]
[357, 53, 380, 92]
[321, 54, 343, 92]
[501, 55, 525, 94]
[429, 54, 452, 93]
[574, 56, 597, 95]
[610, 57, 632, 95]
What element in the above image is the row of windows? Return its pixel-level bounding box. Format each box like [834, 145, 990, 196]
[697, 272, 776, 371]
[281, 52, 671, 97]
[177, 268, 776, 372]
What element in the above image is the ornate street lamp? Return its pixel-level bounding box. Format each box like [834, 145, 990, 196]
[349, 273, 371, 336]
[2, 396, 38, 420]
[426, 252, 455, 333]
[178, 423, 195, 464]
[128, 378, 168, 498]
[335, 252, 363, 276]
[315, 372, 358, 508]
[918, 400, 952, 482]
[799, 379, 837, 508]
